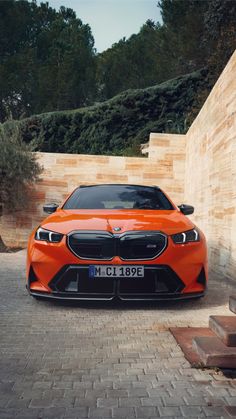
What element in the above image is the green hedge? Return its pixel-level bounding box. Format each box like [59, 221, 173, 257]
[3, 69, 211, 156]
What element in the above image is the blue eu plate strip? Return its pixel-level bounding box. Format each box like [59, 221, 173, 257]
[89, 265, 95, 278]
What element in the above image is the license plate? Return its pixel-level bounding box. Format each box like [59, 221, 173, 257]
[89, 265, 144, 278]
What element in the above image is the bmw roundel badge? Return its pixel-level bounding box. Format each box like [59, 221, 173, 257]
[113, 227, 121, 232]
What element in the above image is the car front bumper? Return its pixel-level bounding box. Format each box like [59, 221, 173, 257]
[27, 263, 207, 301]
[27, 231, 208, 302]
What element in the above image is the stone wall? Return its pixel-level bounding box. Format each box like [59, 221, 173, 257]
[147, 133, 186, 198]
[184, 52, 236, 280]
[1, 146, 186, 247]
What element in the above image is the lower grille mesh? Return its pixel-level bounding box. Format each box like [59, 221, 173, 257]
[49, 265, 184, 297]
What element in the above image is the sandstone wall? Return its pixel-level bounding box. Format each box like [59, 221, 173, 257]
[184, 51, 236, 280]
[1, 144, 186, 247]
[147, 133, 186, 198]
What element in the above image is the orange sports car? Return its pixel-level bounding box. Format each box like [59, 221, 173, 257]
[27, 184, 207, 301]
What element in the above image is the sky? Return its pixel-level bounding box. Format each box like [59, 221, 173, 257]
[47, 0, 162, 52]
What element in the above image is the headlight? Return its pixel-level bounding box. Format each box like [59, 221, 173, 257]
[171, 228, 199, 244]
[35, 227, 63, 243]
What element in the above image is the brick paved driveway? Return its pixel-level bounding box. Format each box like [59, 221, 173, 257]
[1, 250, 236, 419]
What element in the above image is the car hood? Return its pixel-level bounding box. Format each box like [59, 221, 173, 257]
[41, 209, 195, 236]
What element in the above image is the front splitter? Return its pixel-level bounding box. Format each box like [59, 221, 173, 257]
[28, 289, 205, 302]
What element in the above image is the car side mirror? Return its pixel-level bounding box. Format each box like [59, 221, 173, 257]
[43, 203, 59, 214]
[178, 204, 194, 215]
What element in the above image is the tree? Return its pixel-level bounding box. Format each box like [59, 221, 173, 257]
[203, 0, 236, 75]
[36, 12, 96, 112]
[96, 1, 209, 100]
[0, 1, 97, 122]
[0, 0, 57, 121]
[157, 0, 208, 74]
[158, 0, 236, 81]
[97, 0, 236, 101]
[96, 21, 162, 99]
[0, 122, 42, 250]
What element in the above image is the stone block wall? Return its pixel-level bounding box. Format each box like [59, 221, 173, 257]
[147, 133, 186, 198]
[1, 148, 186, 247]
[184, 51, 236, 280]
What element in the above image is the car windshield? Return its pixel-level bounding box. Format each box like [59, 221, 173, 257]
[63, 185, 174, 210]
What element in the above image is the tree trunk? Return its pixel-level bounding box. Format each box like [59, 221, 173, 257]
[0, 235, 7, 252]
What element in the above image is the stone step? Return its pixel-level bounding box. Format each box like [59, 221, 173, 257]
[192, 336, 236, 368]
[229, 296, 236, 314]
[209, 315, 236, 346]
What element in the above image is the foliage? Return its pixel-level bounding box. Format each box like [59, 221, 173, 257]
[0, 0, 96, 122]
[96, 21, 163, 100]
[97, 0, 236, 100]
[203, 0, 236, 75]
[0, 122, 42, 211]
[3, 69, 212, 157]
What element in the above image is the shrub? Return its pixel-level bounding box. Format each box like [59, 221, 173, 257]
[0, 122, 42, 213]
[3, 69, 213, 156]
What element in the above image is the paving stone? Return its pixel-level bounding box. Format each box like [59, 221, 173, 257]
[7, 398, 31, 408]
[53, 381, 73, 389]
[93, 381, 113, 390]
[97, 397, 118, 408]
[88, 407, 112, 417]
[128, 388, 148, 397]
[64, 407, 89, 418]
[0, 397, 11, 409]
[1, 250, 236, 418]
[64, 389, 86, 398]
[183, 396, 208, 406]
[51, 397, 75, 408]
[0, 408, 19, 419]
[131, 382, 150, 389]
[32, 381, 52, 389]
[113, 382, 133, 390]
[141, 396, 163, 406]
[158, 406, 181, 416]
[202, 405, 228, 416]
[15, 408, 43, 418]
[35, 407, 66, 418]
[118, 397, 141, 407]
[148, 388, 169, 398]
[224, 396, 236, 405]
[135, 406, 158, 417]
[73, 382, 93, 390]
[29, 398, 54, 408]
[74, 397, 97, 408]
[106, 389, 128, 398]
[180, 405, 203, 416]
[162, 396, 186, 407]
[112, 407, 136, 418]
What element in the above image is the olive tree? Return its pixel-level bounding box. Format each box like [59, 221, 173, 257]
[0, 122, 42, 250]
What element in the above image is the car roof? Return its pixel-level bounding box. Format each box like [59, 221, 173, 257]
[79, 184, 161, 189]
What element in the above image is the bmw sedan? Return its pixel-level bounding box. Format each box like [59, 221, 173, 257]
[27, 184, 207, 301]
